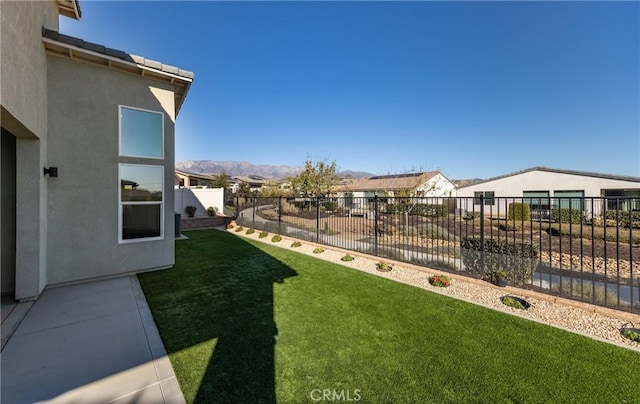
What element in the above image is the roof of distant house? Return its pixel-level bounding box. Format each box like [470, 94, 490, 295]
[457, 166, 640, 188]
[41, 28, 193, 115]
[346, 171, 443, 192]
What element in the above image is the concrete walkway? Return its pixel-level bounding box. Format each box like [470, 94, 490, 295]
[1, 276, 185, 403]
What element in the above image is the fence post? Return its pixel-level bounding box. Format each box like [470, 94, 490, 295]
[235, 196, 238, 220]
[316, 196, 320, 242]
[252, 197, 256, 229]
[480, 194, 485, 275]
[278, 197, 282, 235]
[374, 195, 379, 257]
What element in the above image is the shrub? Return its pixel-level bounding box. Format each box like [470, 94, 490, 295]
[235, 226, 244, 232]
[341, 254, 355, 262]
[501, 296, 529, 310]
[460, 238, 538, 286]
[551, 208, 584, 224]
[185, 205, 197, 217]
[550, 282, 619, 306]
[313, 247, 325, 254]
[322, 201, 338, 211]
[419, 223, 456, 241]
[259, 231, 268, 238]
[622, 329, 640, 343]
[604, 210, 640, 228]
[206, 206, 218, 216]
[246, 228, 255, 235]
[508, 203, 530, 221]
[271, 235, 282, 243]
[291, 241, 302, 248]
[376, 261, 392, 271]
[428, 275, 451, 287]
[226, 223, 235, 229]
[386, 203, 448, 217]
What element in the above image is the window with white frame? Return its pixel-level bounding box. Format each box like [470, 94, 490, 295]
[119, 105, 164, 159]
[119, 164, 164, 242]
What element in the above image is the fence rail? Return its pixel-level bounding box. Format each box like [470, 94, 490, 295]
[232, 195, 640, 314]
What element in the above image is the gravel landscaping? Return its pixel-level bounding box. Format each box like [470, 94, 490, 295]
[227, 225, 640, 351]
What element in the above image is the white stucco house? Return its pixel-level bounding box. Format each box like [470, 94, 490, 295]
[456, 167, 640, 219]
[1, 1, 193, 301]
[338, 171, 457, 214]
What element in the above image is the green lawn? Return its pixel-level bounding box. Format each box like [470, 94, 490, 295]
[138, 230, 640, 403]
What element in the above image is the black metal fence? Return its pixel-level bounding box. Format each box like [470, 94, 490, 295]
[232, 195, 640, 314]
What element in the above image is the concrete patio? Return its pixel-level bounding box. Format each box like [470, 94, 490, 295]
[1, 276, 184, 403]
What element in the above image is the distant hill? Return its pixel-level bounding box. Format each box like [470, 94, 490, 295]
[175, 160, 374, 179]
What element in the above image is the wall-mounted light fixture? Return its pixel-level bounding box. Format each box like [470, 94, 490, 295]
[44, 167, 58, 177]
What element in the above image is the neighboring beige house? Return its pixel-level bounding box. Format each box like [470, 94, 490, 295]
[175, 169, 215, 188]
[338, 171, 457, 214]
[1, 1, 193, 301]
[456, 167, 640, 219]
[229, 175, 268, 194]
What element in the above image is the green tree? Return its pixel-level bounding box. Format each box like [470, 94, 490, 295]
[210, 172, 230, 189]
[237, 181, 253, 198]
[289, 160, 340, 198]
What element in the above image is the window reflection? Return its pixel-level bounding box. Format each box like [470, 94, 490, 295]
[120, 106, 163, 158]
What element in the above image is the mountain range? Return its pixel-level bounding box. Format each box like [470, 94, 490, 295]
[175, 160, 375, 179]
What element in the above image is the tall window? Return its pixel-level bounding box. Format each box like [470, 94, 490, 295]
[119, 164, 164, 242]
[119, 106, 164, 159]
[118, 105, 165, 243]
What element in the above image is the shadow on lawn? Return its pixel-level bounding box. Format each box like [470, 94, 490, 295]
[140, 230, 297, 403]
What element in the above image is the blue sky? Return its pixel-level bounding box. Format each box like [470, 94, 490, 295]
[61, 1, 639, 179]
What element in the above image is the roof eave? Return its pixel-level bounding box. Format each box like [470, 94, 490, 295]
[57, 0, 81, 20]
[42, 37, 193, 116]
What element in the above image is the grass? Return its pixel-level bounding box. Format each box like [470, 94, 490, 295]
[138, 230, 640, 403]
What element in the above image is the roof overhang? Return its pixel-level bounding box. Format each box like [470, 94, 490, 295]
[42, 33, 193, 116]
[57, 0, 81, 20]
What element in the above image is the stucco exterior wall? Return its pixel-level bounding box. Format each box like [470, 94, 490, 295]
[0, 0, 58, 139]
[416, 173, 457, 197]
[1, 1, 60, 300]
[45, 55, 177, 284]
[456, 170, 640, 215]
[457, 170, 640, 198]
[175, 188, 225, 218]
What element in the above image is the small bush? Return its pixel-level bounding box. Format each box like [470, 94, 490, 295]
[604, 210, 640, 228]
[235, 226, 244, 232]
[621, 329, 640, 343]
[271, 235, 282, 243]
[313, 247, 325, 254]
[246, 228, 255, 235]
[428, 275, 451, 287]
[226, 223, 235, 229]
[322, 201, 338, 211]
[291, 241, 302, 248]
[508, 203, 530, 221]
[501, 296, 529, 310]
[460, 238, 538, 286]
[259, 231, 268, 238]
[206, 206, 218, 216]
[376, 261, 392, 271]
[341, 254, 355, 262]
[420, 223, 456, 241]
[551, 208, 584, 224]
[185, 205, 197, 217]
[550, 282, 619, 306]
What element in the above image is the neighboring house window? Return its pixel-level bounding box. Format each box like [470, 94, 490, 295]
[119, 164, 164, 242]
[119, 105, 164, 158]
[523, 191, 550, 220]
[603, 189, 640, 211]
[553, 190, 584, 211]
[474, 191, 494, 205]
